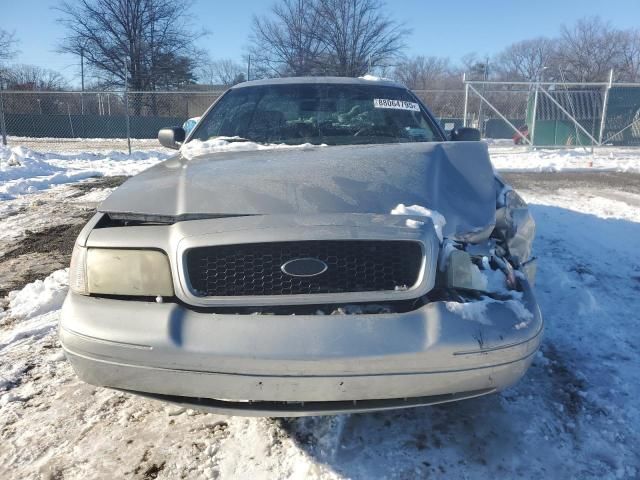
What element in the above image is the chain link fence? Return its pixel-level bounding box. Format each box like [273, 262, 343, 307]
[1, 83, 640, 152]
[462, 80, 640, 147]
[0, 90, 224, 152]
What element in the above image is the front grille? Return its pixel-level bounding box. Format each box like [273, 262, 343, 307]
[185, 240, 422, 297]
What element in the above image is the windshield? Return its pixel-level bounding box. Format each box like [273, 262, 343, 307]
[189, 83, 442, 146]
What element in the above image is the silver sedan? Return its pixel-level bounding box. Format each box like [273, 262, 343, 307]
[60, 77, 542, 416]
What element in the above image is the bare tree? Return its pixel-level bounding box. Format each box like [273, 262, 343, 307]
[555, 17, 624, 82]
[57, 0, 204, 91]
[493, 37, 556, 82]
[249, 0, 326, 77]
[458, 53, 481, 75]
[0, 29, 19, 63]
[249, 0, 406, 78]
[315, 0, 408, 77]
[619, 29, 640, 82]
[4, 64, 68, 90]
[394, 55, 452, 89]
[199, 58, 245, 86]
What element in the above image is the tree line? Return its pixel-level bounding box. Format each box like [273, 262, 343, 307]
[1, 1, 639, 92]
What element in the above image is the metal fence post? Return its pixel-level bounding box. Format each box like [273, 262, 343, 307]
[462, 74, 469, 127]
[0, 85, 7, 147]
[124, 61, 132, 155]
[598, 69, 613, 146]
[530, 83, 539, 147]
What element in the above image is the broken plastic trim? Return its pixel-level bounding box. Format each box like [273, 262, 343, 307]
[97, 212, 259, 227]
[91, 289, 517, 315]
[90, 294, 429, 315]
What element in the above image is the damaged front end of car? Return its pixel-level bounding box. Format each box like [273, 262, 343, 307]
[60, 141, 543, 416]
[429, 175, 537, 312]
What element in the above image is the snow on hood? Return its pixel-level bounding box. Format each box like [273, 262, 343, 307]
[179, 137, 321, 160]
[99, 141, 498, 240]
[358, 74, 393, 82]
[391, 204, 446, 242]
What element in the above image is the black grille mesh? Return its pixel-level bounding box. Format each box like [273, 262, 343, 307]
[185, 241, 422, 297]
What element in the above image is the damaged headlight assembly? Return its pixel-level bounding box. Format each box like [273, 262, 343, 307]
[497, 189, 529, 237]
[439, 242, 517, 295]
[69, 244, 174, 297]
[443, 249, 488, 291]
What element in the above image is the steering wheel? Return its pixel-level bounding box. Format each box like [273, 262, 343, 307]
[353, 125, 393, 137]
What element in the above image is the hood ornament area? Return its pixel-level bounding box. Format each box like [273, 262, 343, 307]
[281, 258, 328, 277]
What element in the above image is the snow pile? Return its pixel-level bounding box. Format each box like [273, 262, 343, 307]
[0, 146, 99, 197]
[0, 270, 68, 362]
[180, 137, 321, 160]
[445, 298, 494, 325]
[0, 145, 169, 198]
[489, 145, 640, 173]
[0, 146, 64, 180]
[483, 263, 510, 292]
[445, 296, 533, 326]
[1, 269, 69, 322]
[391, 203, 446, 241]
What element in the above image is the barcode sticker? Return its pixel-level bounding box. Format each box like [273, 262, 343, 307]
[373, 99, 420, 111]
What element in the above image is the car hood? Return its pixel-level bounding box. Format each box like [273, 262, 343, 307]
[99, 142, 497, 240]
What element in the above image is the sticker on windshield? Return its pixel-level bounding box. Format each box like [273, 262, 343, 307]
[373, 98, 420, 111]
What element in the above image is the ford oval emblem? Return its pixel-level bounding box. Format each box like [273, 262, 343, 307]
[281, 258, 328, 277]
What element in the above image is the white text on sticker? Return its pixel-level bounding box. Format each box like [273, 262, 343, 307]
[373, 99, 420, 111]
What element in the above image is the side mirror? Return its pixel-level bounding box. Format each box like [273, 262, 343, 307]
[450, 127, 481, 142]
[158, 127, 186, 150]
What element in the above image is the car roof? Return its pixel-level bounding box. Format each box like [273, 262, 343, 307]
[231, 76, 406, 90]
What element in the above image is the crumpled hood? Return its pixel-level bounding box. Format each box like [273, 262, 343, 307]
[99, 142, 497, 239]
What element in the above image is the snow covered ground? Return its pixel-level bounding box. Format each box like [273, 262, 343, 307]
[0, 144, 170, 199]
[1, 143, 640, 479]
[2, 141, 640, 201]
[490, 144, 640, 173]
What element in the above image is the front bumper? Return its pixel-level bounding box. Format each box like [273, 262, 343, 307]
[60, 282, 543, 416]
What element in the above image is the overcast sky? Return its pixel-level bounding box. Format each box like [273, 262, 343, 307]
[3, 0, 640, 86]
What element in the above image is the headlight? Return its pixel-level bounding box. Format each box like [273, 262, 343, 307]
[69, 245, 174, 297]
[440, 247, 515, 293]
[443, 249, 488, 291]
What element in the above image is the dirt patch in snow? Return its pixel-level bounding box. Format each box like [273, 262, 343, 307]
[2, 220, 91, 261]
[502, 171, 640, 195]
[0, 216, 93, 298]
[70, 175, 129, 194]
[543, 343, 587, 419]
[0, 177, 124, 298]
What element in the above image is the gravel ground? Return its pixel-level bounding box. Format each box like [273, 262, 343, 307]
[503, 171, 640, 194]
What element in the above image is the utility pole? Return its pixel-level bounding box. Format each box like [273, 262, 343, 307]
[0, 76, 7, 147]
[80, 46, 85, 115]
[124, 59, 131, 155]
[475, 58, 489, 135]
[247, 55, 251, 82]
[462, 72, 469, 127]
